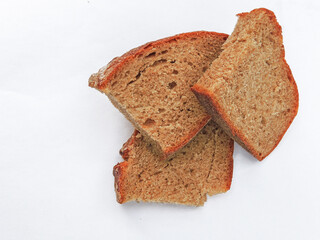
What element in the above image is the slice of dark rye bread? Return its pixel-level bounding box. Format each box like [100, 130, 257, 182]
[89, 31, 228, 158]
[113, 121, 234, 206]
[192, 8, 299, 160]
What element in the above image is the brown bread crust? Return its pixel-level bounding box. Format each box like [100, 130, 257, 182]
[113, 161, 128, 204]
[89, 31, 227, 89]
[113, 131, 139, 203]
[119, 130, 139, 161]
[192, 8, 299, 160]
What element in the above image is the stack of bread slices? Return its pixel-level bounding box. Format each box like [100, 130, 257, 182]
[89, 8, 298, 206]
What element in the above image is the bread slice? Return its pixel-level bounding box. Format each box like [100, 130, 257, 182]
[192, 8, 299, 160]
[113, 121, 234, 206]
[89, 31, 228, 158]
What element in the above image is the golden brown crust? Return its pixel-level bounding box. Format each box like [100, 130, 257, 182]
[119, 130, 139, 161]
[113, 161, 129, 204]
[114, 131, 141, 203]
[89, 31, 228, 90]
[192, 8, 299, 160]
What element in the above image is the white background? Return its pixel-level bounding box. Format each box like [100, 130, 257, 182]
[1, 0, 319, 239]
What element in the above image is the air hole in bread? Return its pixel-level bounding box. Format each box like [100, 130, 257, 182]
[202, 66, 208, 72]
[145, 52, 156, 58]
[158, 108, 165, 113]
[168, 39, 177, 43]
[168, 81, 177, 89]
[151, 59, 167, 67]
[172, 70, 179, 75]
[135, 72, 141, 80]
[161, 50, 168, 54]
[191, 38, 197, 41]
[143, 118, 155, 127]
[127, 80, 135, 86]
[170, 60, 176, 63]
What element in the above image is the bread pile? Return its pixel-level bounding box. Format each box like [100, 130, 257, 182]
[89, 8, 298, 206]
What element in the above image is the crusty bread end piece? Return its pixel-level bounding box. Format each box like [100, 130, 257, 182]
[113, 121, 234, 206]
[192, 8, 299, 160]
[89, 31, 228, 158]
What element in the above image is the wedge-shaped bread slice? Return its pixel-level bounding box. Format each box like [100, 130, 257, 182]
[89, 31, 228, 158]
[192, 8, 299, 160]
[113, 121, 234, 206]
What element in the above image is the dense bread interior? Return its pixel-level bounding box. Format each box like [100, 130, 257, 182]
[114, 121, 234, 206]
[194, 9, 298, 159]
[103, 33, 227, 156]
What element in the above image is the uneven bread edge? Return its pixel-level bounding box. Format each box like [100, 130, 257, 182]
[88, 31, 228, 90]
[113, 161, 129, 204]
